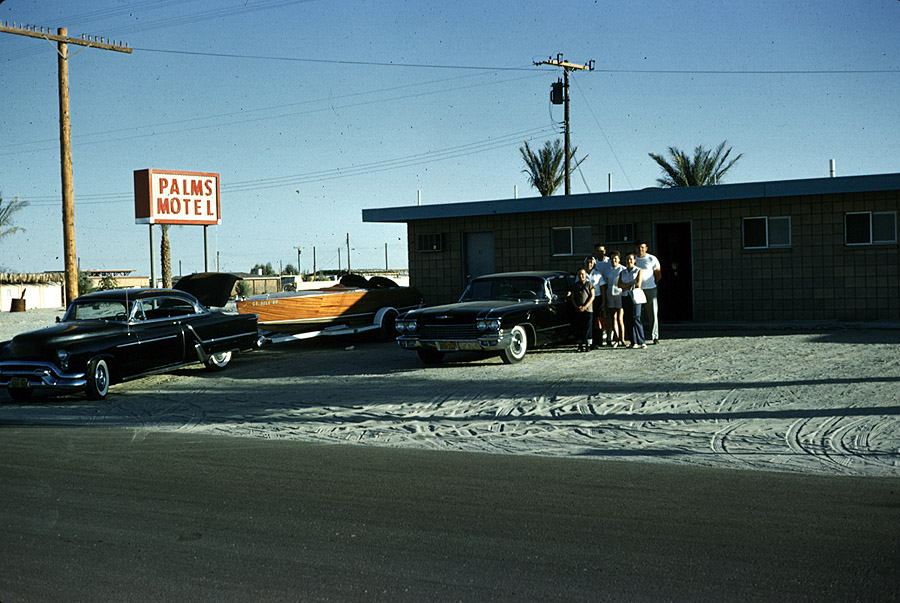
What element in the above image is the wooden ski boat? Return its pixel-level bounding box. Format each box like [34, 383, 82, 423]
[235, 275, 423, 340]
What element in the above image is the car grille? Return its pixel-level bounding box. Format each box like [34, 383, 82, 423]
[417, 324, 481, 339]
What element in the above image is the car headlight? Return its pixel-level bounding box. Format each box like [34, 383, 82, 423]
[477, 318, 501, 332]
[395, 319, 417, 333]
[56, 349, 70, 370]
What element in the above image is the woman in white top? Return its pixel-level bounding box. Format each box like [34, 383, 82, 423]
[604, 251, 626, 347]
[617, 253, 646, 348]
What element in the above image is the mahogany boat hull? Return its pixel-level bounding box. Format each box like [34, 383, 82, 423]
[236, 285, 423, 334]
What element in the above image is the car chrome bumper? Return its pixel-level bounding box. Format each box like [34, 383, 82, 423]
[0, 361, 87, 392]
[397, 333, 513, 352]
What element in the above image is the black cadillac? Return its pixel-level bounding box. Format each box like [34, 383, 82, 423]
[0, 274, 260, 401]
[395, 271, 576, 364]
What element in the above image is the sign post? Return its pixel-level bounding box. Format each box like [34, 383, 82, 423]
[134, 169, 221, 280]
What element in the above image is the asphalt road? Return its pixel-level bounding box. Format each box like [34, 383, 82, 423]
[1, 426, 898, 602]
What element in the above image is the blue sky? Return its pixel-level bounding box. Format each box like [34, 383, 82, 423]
[1, 0, 898, 276]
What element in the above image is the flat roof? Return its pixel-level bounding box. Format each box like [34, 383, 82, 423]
[362, 172, 900, 223]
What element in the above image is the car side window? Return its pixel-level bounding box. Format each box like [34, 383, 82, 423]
[144, 297, 197, 320]
[69, 300, 129, 321]
[548, 276, 570, 300]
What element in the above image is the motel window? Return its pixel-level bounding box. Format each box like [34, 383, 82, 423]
[742, 216, 791, 249]
[551, 226, 592, 257]
[416, 233, 444, 252]
[604, 223, 635, 245]
[845, 212, 897, 246]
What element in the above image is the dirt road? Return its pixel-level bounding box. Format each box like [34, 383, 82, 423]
[2, 309, 899, 476]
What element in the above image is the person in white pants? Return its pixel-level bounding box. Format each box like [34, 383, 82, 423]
[634, 241, 662, 344]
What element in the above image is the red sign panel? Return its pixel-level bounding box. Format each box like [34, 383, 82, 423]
[134, 169, 221, 225]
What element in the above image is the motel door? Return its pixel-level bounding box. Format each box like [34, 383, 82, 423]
[654, 222, 693, 322]
[463, 231, 495, 284]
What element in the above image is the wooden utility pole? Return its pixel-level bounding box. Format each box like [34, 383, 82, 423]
[0, 22, 131, 304]
[534, 54, 594, 195]
[346, 233, 351, 273]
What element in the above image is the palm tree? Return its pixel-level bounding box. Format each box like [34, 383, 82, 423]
[0, 194, 29, 240]
[520, 139, 586, 196]
[161, 225, 172, 288]
[649, 141, 743, 187]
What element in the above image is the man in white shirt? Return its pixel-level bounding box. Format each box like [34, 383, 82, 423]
[592, 243, 611, 345]
[634, 241, 662, 344]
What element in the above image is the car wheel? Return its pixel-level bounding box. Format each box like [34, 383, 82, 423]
[417, 349, 445, 365]
[501, 325, 528, 364]
[8, 388, 32, 401]
[85, 358, 110, 400]
[379, 309, 399, 341]
[205, 351, 232, 371]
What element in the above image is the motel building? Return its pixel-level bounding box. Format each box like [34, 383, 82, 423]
[362, 172, 900, 324]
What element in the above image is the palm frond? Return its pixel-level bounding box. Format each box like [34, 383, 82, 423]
[649, 141, 743, 187]
[0, 195, 30, 239]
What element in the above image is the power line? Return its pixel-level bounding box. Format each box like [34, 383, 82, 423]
[17, 124, 559, 206]
[130, 46, 538, 71]
[593, 68, 900, 74]
[0, 71, 546, 155]
[131, 48, 900, 74]
[572, 77, 634, 190]
[0, 0, 313, 60]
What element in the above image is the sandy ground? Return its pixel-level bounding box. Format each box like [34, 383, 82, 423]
[2, 307, 899, 477]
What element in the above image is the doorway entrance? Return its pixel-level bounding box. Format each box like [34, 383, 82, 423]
[463, 231, 495, 284]
[653, 222, 693, 322]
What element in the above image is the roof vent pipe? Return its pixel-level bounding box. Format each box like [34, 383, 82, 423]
[830, 159, 836, 178]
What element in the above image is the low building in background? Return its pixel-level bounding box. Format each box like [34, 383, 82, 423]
[363, 173, 900, 323]
[1, 273, 64, 311]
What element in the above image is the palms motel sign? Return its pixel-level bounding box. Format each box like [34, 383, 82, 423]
[134, 169, 221, 279]
[134, 169, 221, 225]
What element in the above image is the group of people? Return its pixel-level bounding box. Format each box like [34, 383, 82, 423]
[570, 242, 661, 352]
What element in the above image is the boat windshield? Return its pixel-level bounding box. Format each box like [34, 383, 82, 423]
[461, 277, 547, 302]
[64, 300, 132, 322]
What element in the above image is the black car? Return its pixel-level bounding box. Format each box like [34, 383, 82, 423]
[0, 274, 260, 400]
[395, 271, 576, 364]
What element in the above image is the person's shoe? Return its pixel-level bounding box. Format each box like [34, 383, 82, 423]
[653, 339, 660, 345]
[640, 343, 648, 349]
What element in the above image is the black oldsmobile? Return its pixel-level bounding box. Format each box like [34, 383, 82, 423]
[395, 271, 576, 364]
[0, 276, 260, 400]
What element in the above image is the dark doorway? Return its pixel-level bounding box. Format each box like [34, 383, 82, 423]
[654, 222, 693, 322]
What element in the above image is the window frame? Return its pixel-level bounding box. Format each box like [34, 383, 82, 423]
[844, 211, 898, 246]
[551, 226, 592, 257]
[742, 216, 791, 250]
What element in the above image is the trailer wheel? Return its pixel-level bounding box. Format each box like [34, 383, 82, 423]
[379, 309, 399, 340]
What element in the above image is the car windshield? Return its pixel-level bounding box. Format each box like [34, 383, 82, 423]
[65, 300, 132, 322]
[461, 277, 547, 302]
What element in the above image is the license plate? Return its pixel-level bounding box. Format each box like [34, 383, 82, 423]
[10, 378, 29, 389]
[436, 341, 457, 351]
